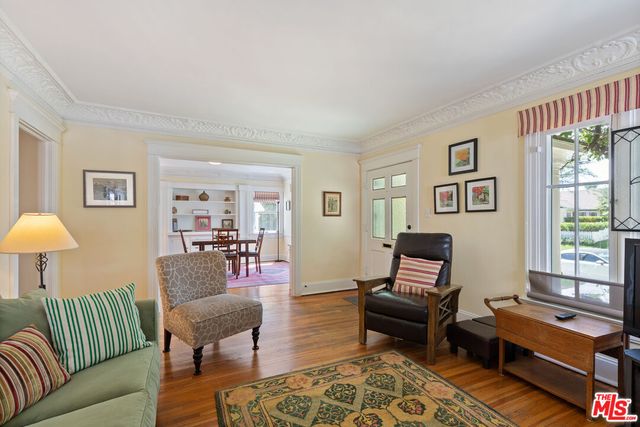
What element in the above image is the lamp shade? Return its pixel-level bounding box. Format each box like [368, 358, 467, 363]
[0, 213, 78, 254]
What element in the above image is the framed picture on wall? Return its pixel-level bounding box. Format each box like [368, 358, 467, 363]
[323, 191, 342, 216]
[465, 177, 497, 212]
[83, 170, 136, 207]
[433, 183, 459, 214]
[221, 219, 234, 229]
[448, 138, 478, 175]
[195, 215, 211, 231]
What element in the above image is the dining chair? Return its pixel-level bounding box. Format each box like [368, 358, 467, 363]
[240, 228, 266, 273]
[213, 228, 239, 278]
[178, 229, 188, 253]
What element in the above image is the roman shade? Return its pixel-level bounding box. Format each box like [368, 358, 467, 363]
[253, 191, 279, 201]
[517, 73, 640, 137]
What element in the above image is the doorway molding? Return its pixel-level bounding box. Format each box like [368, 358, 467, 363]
[146, 140, 303, 299]
[358, 145, 421, 277]
[5, 88, 64, 298]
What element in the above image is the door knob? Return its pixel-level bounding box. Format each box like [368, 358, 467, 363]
[407, 225, 412, 230]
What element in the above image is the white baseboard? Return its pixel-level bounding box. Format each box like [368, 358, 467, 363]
[454, 308, 619, 387]
[457, 309, 476, 321]
[301, 278, 356, 295]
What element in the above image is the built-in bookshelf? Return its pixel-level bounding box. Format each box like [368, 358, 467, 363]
[170, 187, 237, 233]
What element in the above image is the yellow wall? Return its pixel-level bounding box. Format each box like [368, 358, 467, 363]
[302, 152, 360, 283]
[362, 67, 640, 316]
[59, 124, 360, 298]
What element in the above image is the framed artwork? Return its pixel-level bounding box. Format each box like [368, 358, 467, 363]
[195, 215, 211, 231]
[448, 138, 478, 175]
[433, 183, 459, 214]
[83, 170, 136, 207]
[323, 191, 342, 216]
[465, 177, 497, 212]
[221, 219, 234, 229]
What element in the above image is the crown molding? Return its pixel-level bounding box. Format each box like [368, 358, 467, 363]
[0, 8, 638, 156]
[362, 27, 640, 152]
[0, 12, 360, 154]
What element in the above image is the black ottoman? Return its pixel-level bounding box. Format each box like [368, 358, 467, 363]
[447, 320, 498, 368]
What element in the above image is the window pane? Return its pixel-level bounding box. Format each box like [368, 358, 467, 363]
[372, 199, 385, 239]
[372, 177, 385, 190]
[551, 131, 575, 185]
[550, 187, 575, 276]
[391, 197, 406, 240]
[577, 184, 609, 281]
[253, 201, 278, 232]
[391, 174, 406, 187]
[578, 124, 609, 183]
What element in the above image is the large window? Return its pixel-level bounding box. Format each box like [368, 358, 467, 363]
[526, 119, 625, 317]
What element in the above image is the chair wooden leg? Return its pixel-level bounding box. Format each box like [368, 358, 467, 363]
[357, 288, 367, 345]
[252, 326, 260, 350]
[257, 255, 262, 273]
[426, 294, 439, 365]
[163, 329, 172, 353]
[193, 347, 204, 375]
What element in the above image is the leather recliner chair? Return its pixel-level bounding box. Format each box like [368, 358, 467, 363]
[354, 233, 462, 364]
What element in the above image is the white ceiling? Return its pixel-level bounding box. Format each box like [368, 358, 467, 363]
[0, 0, 639, 146]
[159, 158, 291, 181]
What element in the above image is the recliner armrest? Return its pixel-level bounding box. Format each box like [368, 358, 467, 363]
[423, 284, 463, 298]
[353, 276, 390, 293]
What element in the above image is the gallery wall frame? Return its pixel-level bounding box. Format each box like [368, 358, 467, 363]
[83, 170, 136, 208]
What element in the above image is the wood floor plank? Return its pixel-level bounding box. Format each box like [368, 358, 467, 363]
[157, 284, 609, 426]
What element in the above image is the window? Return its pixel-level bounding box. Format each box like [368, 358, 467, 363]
[253, 191, 280, 233]
[526, 119, 625, 317]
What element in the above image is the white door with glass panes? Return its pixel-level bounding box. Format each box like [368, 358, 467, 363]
[365, 161, 417, 277]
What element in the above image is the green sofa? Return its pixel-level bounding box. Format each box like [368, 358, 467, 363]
[0, 290, 160, 427]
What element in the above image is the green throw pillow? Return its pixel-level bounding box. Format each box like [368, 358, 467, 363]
[42, 283, 151, 374]
[0, 289, 51, 343]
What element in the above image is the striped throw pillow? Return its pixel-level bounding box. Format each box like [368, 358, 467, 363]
[42, 283, 151, 374]
[0, 326, 71, 425]
[392, 255, 444, 296]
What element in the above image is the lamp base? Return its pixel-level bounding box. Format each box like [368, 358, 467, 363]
[35, 252, 48, 290]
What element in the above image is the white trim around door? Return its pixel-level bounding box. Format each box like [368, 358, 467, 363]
[4, 88, 64, 298]
[146, 140, 303, 300]
[359, 145, 421, 277]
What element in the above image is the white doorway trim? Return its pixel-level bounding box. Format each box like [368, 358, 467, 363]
[358, 145, 421, 276]
[146, 140, 303, 300]
[5, 89, 64, 298]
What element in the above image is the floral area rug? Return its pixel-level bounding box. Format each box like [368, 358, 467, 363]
[216, 351, 517, 426]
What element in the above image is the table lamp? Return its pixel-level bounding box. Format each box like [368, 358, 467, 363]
[0, 213, 78, 289]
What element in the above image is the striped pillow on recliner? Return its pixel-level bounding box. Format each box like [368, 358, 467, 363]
[392, 254, 444, 296]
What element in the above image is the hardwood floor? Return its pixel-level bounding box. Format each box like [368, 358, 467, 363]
[157, 284, 609, 426]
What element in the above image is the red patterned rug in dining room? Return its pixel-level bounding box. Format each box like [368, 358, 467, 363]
[227, 261, 289, 288]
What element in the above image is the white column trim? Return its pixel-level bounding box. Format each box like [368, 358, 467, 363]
[4, 88, 64, 298]
[146, 140, 303, 298]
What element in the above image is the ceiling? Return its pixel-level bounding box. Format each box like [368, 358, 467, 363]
[159, 158, 291, 181]
[0, 1, 639, 151]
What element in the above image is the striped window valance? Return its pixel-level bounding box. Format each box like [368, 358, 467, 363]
[517, 73, 640, 137]
[254, 191, 279, 201]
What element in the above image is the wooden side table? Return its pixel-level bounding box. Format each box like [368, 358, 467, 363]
[486, 297, 623, 419]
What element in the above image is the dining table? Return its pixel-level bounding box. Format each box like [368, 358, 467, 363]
[191, 238, 257, 277]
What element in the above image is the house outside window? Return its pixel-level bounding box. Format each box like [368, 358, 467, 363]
[526, 118, 626, 318]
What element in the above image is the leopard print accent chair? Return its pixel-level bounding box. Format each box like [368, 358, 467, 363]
[155, 251, 263, 375]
